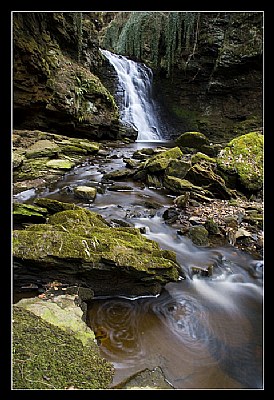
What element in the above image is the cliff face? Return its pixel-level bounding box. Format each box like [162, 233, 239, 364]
[154, 12, 263, 142]
[13, 12, 263, 143]
[13, 12, 120, 140]
[99, 12, 263, 142]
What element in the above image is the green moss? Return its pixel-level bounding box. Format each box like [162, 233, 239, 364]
[12, 307, 114, 389]
[170, 107, 200, 130]
[48, 208, 109, 229]
[13, 203, 48, 223]
[13, 208, 180, 283]
[34, 198, 82, 214]
[187, 225, 209, 246]
[165, 159, 191, 178]
[217, 131, 263, 192]
[46, 159, 75, 170]
[175, 131, 210, 150]
[145, 146, 183, 173]
[191, 152, 216, 165]
[16, 157, 51, 181]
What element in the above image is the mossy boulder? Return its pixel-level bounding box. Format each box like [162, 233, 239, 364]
[163, 175, 213, 202]
[13, 203, 48, 224]
[25, 139, 60, 158]
[185, 163, 233, 199]
[187, 225, 209, 246]
[217, 131, 263, 193]
[33, 198, 82, 214]
[175, 131, 210, 151]
[165, 159, 191, 179]
[73, 186, 97, 201]
[144, 147, 183, 173]
[46, 159, 75, 170]
[13, 207, 181, 296]
[12, 305, 114, 389]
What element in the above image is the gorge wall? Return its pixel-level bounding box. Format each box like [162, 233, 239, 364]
[13, 12, 263, 143]
[99, 12, 263, 142]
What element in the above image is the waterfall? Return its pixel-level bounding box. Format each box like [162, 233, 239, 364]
[100, 49, 163, 141]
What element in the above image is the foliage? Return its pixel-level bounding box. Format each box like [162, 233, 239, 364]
[101, 12, 200, 76]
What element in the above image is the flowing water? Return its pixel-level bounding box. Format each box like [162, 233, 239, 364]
[13, 51, 264, 389]
[100, 49, 165, 141]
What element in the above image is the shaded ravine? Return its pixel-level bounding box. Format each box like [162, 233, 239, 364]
[13, 140, 263, 389]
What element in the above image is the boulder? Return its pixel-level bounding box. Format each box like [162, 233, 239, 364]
[217, 131, 263, 193]
[13, 207, 181, 297]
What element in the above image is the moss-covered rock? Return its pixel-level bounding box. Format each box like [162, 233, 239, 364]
[144, 147, 183, 173]
[13, 207, 181, 296]
[175, 131, 210, 151]
[12, 305, 114, 389]
[46, 159, 75, 170]
[13, 203, 48, 224]
[73, 186, 97, 201]
[165, 159, 191, 179]
[185, 163, 233, 199]
[13, 13, 120, 139]
[187, 225, 209, 246]
[217, 131, 263, 193]
[34, 197, 82, 214]
[163, 175, 213, 202]
[25, 139, 60, 158]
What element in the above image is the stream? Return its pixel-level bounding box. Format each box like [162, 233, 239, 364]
[13, 50, 263, 389]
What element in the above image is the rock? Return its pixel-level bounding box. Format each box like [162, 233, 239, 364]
[175, 131, 210, 151]
[34, 197, 82, 214]
[13, 299, 114, 389]
[25, 139, 60, 158]
[185, 162, 233, 199]
[144, 146, 183, 173]
[13, 207, 181, 296]
[13, 203, 48, 224]
[74, 185, 97, 201]
[174, 193, 190, 209]
[187, 225, 209, 246]
[115, 366, 174, 389]
[165, 159, 191, 179]
[217, 131, 263, 193]
[46, 159, 75, 170]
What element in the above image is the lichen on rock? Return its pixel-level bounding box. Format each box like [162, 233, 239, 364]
[217, 131, 263, 193]
[13, 204, 181, 296]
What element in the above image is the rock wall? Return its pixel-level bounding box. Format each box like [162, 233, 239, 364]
[13, 12, 120, 139]
[99, 12, 263, 143]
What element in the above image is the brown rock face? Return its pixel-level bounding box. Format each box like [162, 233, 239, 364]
[13, 12, 120, 139]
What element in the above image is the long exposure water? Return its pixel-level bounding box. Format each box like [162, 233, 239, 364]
[13, 50, 263, 389]
[13, 140, 263, 389]
[100, 49, 165, 141]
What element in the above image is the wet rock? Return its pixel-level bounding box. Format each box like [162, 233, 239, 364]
[13, 203, 48, 224]
[13, 206, 181, 297]
[46, 159, 75, 170]
[74, 185, 97, 201]
[145, 146, 183, 173]
[114, 366, 174, 389]
[187, 225, 209, 246]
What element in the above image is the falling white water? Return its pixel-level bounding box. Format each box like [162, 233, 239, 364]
[100, 49, 163, 141]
